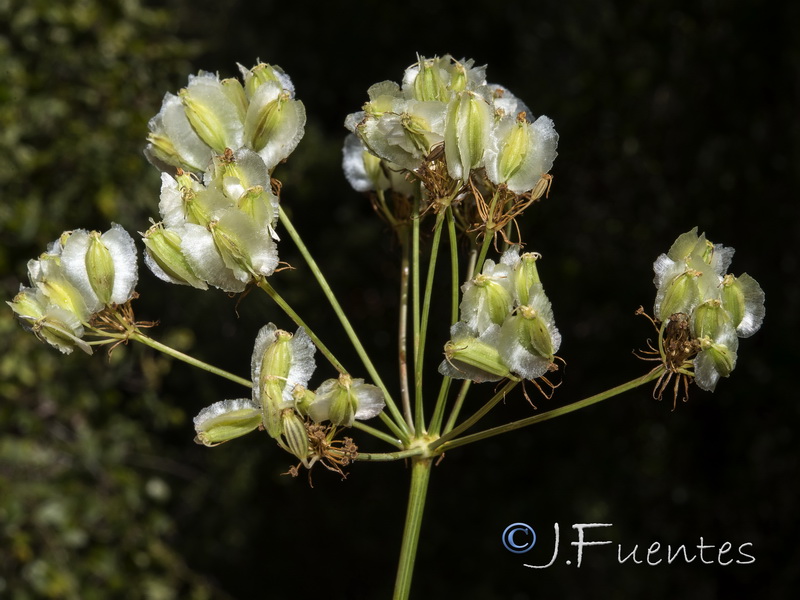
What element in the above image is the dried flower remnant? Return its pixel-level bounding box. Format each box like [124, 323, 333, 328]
[641, 228, 765, 406]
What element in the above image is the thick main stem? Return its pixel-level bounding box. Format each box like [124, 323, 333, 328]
[393, 457, 433, 600]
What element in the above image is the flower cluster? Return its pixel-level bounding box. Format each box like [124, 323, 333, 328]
[145, 63, 305, 175]
[652, 228, 765, 391]
[142, 63, 305, 292]
[342, 55, 558, 227]
[7, 225, 139, 354]
[194, 324, 385, 469]
[344, 55, 557, 192]
[439, 247, 560, 384]
[143, 149, 280, 292]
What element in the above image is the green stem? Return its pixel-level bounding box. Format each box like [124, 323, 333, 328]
[427, 376, 451, 437]
[355, 447, 426, 462]
[375, 189, 398, 226]
[414, 211, 446, 434]
[464, 246, 478, 284]
[433, 368, 665, 453]
[130, 331, 252, 388]
[261, 246, 409, 444]
[474, 189, 501, 275]
[379, 412, 410, 443]
[398, 230, 414, 429]
[393, 457, 433, 600]
[278, 206, 410, 440]
[411, 196, 421, 372]
[426, 208, 462, 437]
[657, 318, 668, 362]
[431, 378, 519, 451]
[446, 207, 459, 325]
[257, 277, 346, 374]
[442, 379, 472, 435]
[502, 193, 516, 250]
[352, 421, 404, 449]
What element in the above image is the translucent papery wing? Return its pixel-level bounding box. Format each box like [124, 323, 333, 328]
[214, 209, 278, 279]
[504, 116, 558, 194]
[344, 111, 365, 134]
[498, 314, 552, 380]
[234, 147, 271, 189]
[285, 327, 317, 404]
[499, 245, 522, 269]
[694, 350, 722, 392]
[459, 260, 514, 333]
[344, 135, 375, 190]
[361, 115, 419, 171]
[159, 173, 192, 229]
[41, 305, 92, 355]
[196, 184, 237, 221]
[498, 286, 560, 380]
[184, 72, 245, 152]
[733, 273, 766, 338]
[29, 255, 91, 321]
[444, 92, 492, 180]
[484, 115, 515, 186]
[244, 81, 307, 171]
[143, 247, 175, 285]
[193, 398, 261, 429]
[367, 80, 402, 103]
[7, 286, 46, 326]
[251, 322, 278, 389]
[102, 224, 138, 305]
[237, 62, 296, 98]
[193, 398, 262, 446]
[142, 242, 202, 289]
[352, 380, 386, 420]
[60, 229, 102, 313]
[159, 92, 214, 172]
[407, 101, 447, 143]
[529, 285, 560, 352]
[653, 260, 701, 319]
[180, 223, 246, 292]
[694, 333, 739, 393]
[695, 270, 723, 304]
[652, 253, 677, 290]
[708, 244, 735, 277]
[142, 225, 209, 290]
[342, 134, 377, 192]
[525, 116, 559, 176]
[307, 378, 337, 422]
[666, 227, 702, 262]
[438, 322, 508, 383]
[487, 84, 530, 119]
[251, 324, 316, 406]
[207, 147, 271, 196]
[438, 357, 492, 382]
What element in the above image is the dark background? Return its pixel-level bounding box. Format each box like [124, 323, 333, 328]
[1, 0, 797, 598]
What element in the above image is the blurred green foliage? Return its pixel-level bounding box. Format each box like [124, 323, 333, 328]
[0, 0, 200, 258]
[0, 314, 220, 599]
[0, 0, 221, 596]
